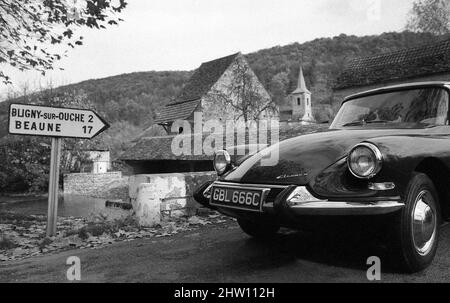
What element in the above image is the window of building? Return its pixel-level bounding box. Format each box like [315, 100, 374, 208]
[297, 98, 301, 106]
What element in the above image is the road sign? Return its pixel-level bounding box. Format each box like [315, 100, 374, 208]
[8, 103, 110, 237]
[8, 103, 109, 139]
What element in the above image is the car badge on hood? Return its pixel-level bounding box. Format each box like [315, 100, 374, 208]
[276, 171, 309, 180]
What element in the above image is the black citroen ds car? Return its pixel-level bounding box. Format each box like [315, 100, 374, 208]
[194, 82, 450, 272]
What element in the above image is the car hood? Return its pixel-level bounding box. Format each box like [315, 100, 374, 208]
[222, 128, 423, 185]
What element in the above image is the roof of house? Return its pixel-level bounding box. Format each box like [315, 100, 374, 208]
[119, 134, 212, 161]
[335, 38, 450, 90]
[154, 53, 241, 124]
[119, 124, 329, 162]
[153, 99, 201, 124]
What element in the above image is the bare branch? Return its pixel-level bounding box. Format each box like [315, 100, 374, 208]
[0, 0, 127, 84]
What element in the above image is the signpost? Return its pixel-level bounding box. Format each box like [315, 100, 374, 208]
[8, 103, 109, 236]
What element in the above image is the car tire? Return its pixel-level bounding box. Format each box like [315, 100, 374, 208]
[237, 218, 280, 238]
[391, 172, 441, 273]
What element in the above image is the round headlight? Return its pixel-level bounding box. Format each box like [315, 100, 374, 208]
[347, 143, 382, 179]
[214, 150, 231, 176]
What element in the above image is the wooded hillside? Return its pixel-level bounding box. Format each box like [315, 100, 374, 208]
[0, 31, 445, 146]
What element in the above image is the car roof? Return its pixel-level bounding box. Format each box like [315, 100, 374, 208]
[345, 81, 450, 101]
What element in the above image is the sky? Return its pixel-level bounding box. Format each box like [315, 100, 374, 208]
[0, 0, 415, 99]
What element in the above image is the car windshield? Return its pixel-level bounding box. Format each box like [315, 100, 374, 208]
[330, 88, 449, 129]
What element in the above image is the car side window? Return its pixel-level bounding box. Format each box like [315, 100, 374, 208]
[434, 89, 449, 125]
[408, 88, 449, 126]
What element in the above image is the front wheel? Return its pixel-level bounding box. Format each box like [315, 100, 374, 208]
[391, 173, 441, 272]
[237, 218, 280, 238]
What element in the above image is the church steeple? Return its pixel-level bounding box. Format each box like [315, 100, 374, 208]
[289, 63, 314, 123]
[292, 64, 310, 94]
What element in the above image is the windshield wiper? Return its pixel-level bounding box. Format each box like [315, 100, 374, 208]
[342, 120, 365, 127]
[365, 120, 389, 124]
[342, 120, 389, 127]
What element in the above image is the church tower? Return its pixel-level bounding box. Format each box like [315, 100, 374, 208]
[290, 64, 314, 122]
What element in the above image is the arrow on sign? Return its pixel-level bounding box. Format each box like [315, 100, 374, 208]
[8, 103, 109, 139]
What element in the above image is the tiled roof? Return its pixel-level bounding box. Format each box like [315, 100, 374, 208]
[119, 134, 212, 161]
[154, 53, 240, 124]
[154, 99, 200, 124]
[335, 38, 450, 89]
[119, 124, 329, 162]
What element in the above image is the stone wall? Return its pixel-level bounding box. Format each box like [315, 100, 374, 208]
[63, 172, 129, 201]
[129, 172, 216, 225]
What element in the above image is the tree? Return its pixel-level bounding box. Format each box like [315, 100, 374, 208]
[0, 135, 52, 192]
[0, 83, 103, 193]
[269, 71, 289, 107]
[124, 99, 143, 125]
[0, 0, 127, 84]
[106, 99, 120, 121]
[406, 0, 450, 35]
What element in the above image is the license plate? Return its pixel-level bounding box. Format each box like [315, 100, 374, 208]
[210, 186, 267, 212]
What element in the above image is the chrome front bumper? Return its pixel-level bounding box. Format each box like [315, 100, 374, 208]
[268, 200, 404, 216]
[204, 181, 404, 216]
[281, 185, 404, 215]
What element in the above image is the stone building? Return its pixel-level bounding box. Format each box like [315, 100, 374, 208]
[154, 52, 277, 134]
[120, 134, 213, 174]
[86, 150, 110, 174]
[333, 38, 450, 109]
[280, 64, 315, 124]
[120, 54, 280, 224]
[63, 147, 111, 174]
[120, 52, 279, 177]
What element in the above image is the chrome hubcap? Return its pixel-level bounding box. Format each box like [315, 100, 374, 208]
[412, 190, 436, 256]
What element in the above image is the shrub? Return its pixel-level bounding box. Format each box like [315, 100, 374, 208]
[0, 234, 17, 250]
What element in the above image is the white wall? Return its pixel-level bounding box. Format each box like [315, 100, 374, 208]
[88, 151, 111, 174]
